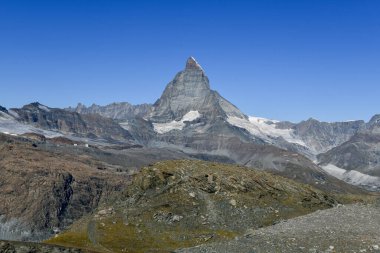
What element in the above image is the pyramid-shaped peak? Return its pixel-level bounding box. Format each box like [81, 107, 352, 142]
[185, 56, 203, 70]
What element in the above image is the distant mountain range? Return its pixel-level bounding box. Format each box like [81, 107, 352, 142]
[1, 57, 380, 191]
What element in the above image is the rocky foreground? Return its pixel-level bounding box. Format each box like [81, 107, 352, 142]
[46, 160, 339, 253]
[0, 240, 93, 253]
[178, 202, 380, 253]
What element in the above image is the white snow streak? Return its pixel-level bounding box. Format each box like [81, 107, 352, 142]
[38, 105, 51, 112]
[153, 111, 201, 134]
[227, 116, 306, 146]
[322, 164, 380, 189]
[0, 112, 62, 138]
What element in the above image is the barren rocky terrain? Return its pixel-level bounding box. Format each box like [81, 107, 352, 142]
[178, 202, 380, 253]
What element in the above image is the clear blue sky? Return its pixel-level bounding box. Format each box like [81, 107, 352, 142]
[1, 0, 379, 122]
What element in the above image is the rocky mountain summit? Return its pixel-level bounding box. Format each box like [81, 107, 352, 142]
[150, 57, 246, 123]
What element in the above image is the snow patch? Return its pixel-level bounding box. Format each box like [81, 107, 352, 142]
[119, 122, 130, 131]
[227, 116, 305, 146]
[8, 110, 19, 118]
[0, 115, 62, 138]
[38, 105, 50, 112]
[0, 111, 13, 120]
[322, 164, 380, 189]
[153, 111, 201, 134]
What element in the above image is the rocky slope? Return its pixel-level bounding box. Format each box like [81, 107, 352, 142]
[177, 202, 380, 253]
[0, 133, 132, 241]
[47, 160, 339, 253]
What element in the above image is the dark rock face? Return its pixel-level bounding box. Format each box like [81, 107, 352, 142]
[0, 106, 8, 114]
[11, 102, 133, 142]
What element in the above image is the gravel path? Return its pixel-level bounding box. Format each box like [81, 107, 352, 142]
[177, 203, 380, 253]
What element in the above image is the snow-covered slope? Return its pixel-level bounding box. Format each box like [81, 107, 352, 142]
[153, 111, 201, 134]
[0, 111, 62, 138]
[322, 164, 380, 191]
[227, 116, 306, 146]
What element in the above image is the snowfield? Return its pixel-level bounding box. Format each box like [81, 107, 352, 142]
[0, 112, 62, 138]
[227, 116, 306, 146]
[322, 163, 380, 189]
[153, 111, 201, 134]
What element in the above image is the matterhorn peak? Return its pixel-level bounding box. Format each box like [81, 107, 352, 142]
[150, 57, 246, 123]
[185, 56, 203, 71]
